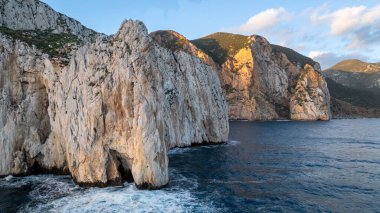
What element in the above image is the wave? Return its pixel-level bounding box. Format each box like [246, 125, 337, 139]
[22, 185, 216, 213]
[208, 179, 262, 184]
[2, 174, 220, 213]
[168, 140, 240, 155]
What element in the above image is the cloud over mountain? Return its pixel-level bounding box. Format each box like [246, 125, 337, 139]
[237, 8, 292, 34]
[312, 5, 380, 48]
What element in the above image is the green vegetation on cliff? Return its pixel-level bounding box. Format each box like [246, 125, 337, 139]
[191, 32, 317, 68]
[324, 59, 380, 110]
[0, 26, 80, 57]
[191, 32, 250, 65]
[150, 30, 187, 51]
[325, 78, 380, 108]
[271, 45, 317, 68]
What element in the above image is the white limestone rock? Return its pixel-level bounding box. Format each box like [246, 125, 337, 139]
[0, 0, 97, 41]
[290, 65, 331, 120]
[0, 20, 229, 189]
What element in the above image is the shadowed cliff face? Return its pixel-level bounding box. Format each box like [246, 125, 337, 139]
[0, 0, 228, 189]
[323, 59, 380, 118]
[153, 31, 331, 121]
[0, 36, 53, 177]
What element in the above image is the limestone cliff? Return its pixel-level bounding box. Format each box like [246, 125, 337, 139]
[149, 30, 216, 67]
[290, 65, 330, 120]
[154, 31, 331, 120]
[0, 34, 51, 177]
[0, 0, 228, 189]
[0, 0, 98, 41]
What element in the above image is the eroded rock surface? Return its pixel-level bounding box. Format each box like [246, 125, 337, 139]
[44, 21, 228, 188]
[290, 65, 331, 120]
[0, 34, 51, 176]
[0, 0, 97, 41]
[155, 32, 331, 120]
[0, 13, 228, 188]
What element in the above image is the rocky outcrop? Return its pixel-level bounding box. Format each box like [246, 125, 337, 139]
[323, 59, 380, 118]
[187, 32, 331, 120]
[0, 0, 103, 70]
[43, 21, 228, 188]
[0, 1, 228, 188]
[290, 65, 331, 120]
[149, 30, 216, 67]
[0, 0, 98, 41]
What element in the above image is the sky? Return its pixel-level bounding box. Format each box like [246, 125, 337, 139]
[41, 0, 380, 69]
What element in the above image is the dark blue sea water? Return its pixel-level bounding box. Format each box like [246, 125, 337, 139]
[1, 119, 379, 212]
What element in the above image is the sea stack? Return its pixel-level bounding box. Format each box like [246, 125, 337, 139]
[0, 0, 228, 189]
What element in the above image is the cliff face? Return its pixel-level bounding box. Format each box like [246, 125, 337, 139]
[290, 65, 331, 120]
[149, 30, 216, 67]
[162, 32, 331, 120]
[323, 59, 380, 118]
[0, 34, 51, 177]
[0, 0, 97, 41]
[0, 1, 228, 189]
[44, 21, 228, 188]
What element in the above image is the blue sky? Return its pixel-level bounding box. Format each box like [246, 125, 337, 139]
[41, 0, 380, 69]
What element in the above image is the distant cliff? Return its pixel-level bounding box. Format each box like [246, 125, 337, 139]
[0, 0, 228, 189]
[152, 31, 331, 120]
[0, 0, 98, 40]
[323, 59, 380, 118]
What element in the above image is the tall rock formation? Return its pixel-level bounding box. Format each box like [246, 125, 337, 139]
[0, 0, 228, 189]
[152, 31, 331, 120]
[289, 65, 330, 120]
[323, 59, 380, 118]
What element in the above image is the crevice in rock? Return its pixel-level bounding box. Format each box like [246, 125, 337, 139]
[109, 149, 134, 183]
[116, 157, 134, 183]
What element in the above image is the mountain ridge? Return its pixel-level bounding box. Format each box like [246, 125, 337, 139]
[326, 59, 380, 73]
[323, 59, 380, 118]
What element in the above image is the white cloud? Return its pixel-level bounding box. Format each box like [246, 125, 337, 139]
[317, 6, 367, 35]
[237, 8, 291, 34]
[225, 4, 379, 69]
[308, 51, 326, 59]
[312, 4, 380, 48]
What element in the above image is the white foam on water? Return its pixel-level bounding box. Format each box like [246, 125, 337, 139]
[209, 179, 262, 184]
[168, 141, 240, 156]
[168, 147, 192, 155]
[1, 175, 68, 188]
[23, 184, 217, 213]
[14, 175, 219, 213]
[4, 175, 13, 181]
[227, 140, 240, 146]
[27, 176, 81, 202]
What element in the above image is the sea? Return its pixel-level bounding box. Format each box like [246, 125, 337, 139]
[1, 119, 379, 212]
